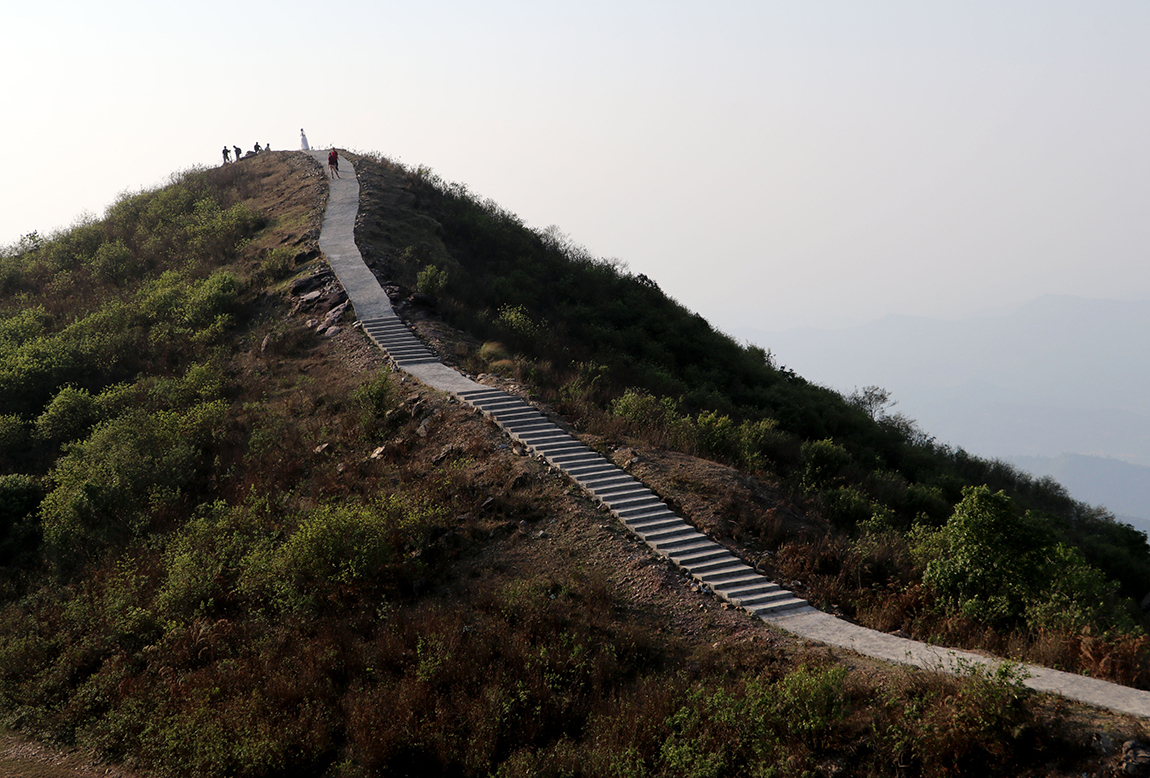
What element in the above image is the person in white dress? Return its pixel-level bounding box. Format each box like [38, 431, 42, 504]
[300, 129, 310, 151]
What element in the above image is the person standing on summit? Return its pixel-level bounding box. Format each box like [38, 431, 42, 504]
[327, 149, 340, 179]
[300, 129, 309, 151]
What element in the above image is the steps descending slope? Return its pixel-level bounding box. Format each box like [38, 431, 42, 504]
[458, 387, 810, 617]
[306, 149, 1150, 718]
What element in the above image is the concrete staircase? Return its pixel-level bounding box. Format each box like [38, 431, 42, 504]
[458, 387, 811, 617]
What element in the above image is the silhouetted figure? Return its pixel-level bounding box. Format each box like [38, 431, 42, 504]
[233, 146, 242, 162]
[328, 149, 340, 179]
[222, 146, 231, 164]
[254, 142, 262, 154]
[300, 129, 309, 151]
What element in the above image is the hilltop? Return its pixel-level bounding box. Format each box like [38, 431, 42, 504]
[1, 150, 1149, 776]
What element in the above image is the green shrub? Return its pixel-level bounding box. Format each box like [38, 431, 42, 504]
[155, 498, 279, 620]
[1023, 543, 1126, 633]
[921, 486, 1125, 631]
[657, 664, 848, 775]
[240, 494, 445, 613]
[92, 240, 137, 285]
[694, 410, 739, 462]
[353, 369, 398, 438]
[612, 389, 679, 428]
[800, 438, 852, 492]
[416, 263, 448, 296]
[821, 486, 876, 530]
[183, 271, 240, 328]
[874, 661, 1034, 774]
[495, 304, 544, 348]
[923, 487, 1050, 625]
[34, 385, 99, 445]
[39, 402, 226, 559]
[0, 473, 43, 546]
[0, 414, 29, 459]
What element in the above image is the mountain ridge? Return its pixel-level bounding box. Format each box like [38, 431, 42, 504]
[735, 295, 1150, 473]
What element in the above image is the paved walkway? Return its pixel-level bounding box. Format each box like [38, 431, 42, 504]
[307, 150, 1150, 718]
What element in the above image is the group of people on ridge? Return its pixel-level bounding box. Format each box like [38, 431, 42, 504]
[218, 130, 339, 179]
[221, 142, 269, 164]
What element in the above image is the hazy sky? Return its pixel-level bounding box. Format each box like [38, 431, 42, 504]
[3, 1, 1148, 331]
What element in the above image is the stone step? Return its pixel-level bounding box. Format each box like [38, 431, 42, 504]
[706, 572, 764, 590]
[575, 471, 634, 487]
[529, 436, 586, 449]
[487, 407, 539, 419]
[737, 591, 799, 610]
[566, 459, 617, 473]
[621, 514, 681, 533]
[590, 484, 651, 501]
[673, 548, 737, 569]
[639, 525, 697, 543]
[751, 598, 810, 616]
[626, 516, 685, 534]
[616, 504, 676, 521]
[477, 402, 533, 414]
[721, 581, 784, 600]
[683, 560, 746, 580]
[652, 534, 713, 552]
[503, 422, 556, 434]
[583, 479, 640, 496]
[486, 409, 539, 421]
[514, 430, 570, 445]
[548, 451, 603, 464]
[694, 560, 759, 579]
[533, 443, 592, 457]
[606, 494, 666, 511]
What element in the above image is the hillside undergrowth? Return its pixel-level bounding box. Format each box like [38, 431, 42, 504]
[347, 149, 1150, 687]
[0, 151, 1144, 776]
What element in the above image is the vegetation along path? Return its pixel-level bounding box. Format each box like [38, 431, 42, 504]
[307, 149, 1150, 719]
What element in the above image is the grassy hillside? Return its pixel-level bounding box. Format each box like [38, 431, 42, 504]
[348, 151, 1150, 647]
[0, 150, 1146, 777]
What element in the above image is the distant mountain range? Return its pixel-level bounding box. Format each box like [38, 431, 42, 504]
[735, 294, 1150, 526]
[1005, 453, 1150, 537]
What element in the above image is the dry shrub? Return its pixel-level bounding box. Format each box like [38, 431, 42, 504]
[868, 663, 1039, 776]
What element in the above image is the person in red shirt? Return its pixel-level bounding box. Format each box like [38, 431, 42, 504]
[327, 149, 340, 179]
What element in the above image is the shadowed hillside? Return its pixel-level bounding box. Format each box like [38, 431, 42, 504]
[0, 150, 1147, 776]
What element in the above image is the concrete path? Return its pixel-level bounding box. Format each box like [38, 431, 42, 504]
[307, 150, 1150, 718]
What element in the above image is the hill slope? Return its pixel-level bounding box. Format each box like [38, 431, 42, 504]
[0, 151, 1147, 776]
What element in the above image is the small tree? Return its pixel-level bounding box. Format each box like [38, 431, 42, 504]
[848, 385, 897, 421]
[416, 264, 448, 297]
[923, 486, 1052, 626]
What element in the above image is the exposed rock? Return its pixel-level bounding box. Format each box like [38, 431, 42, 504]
[289, 269, 333, 295]
[1124, 741, 1150, 776]
[384, 284, 410, 302]
[320, 301, 351, 330]
[432, 444, 459, 464]
[1092, 732, 1117, 755]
